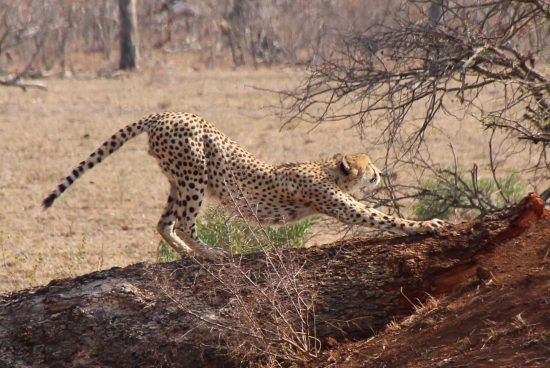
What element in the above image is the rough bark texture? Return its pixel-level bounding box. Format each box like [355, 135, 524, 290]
[119, 0, 139, 70]
[0, 194, 546, 368]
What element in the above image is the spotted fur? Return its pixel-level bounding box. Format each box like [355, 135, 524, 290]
[43, 112, 445, 260]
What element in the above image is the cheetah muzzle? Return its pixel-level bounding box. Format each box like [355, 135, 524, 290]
[42, 112, 447, 260]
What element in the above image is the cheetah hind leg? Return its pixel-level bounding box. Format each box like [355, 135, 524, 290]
[172, 183, 227, 261]
[174, 228, 227, 261]
[157, 182, 193, 255]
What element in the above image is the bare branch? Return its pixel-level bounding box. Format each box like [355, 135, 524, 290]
[0, 76, 47, 91]
[279, 0, 548, 220]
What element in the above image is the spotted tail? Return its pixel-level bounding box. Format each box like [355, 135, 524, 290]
[42, 118, 151, 209]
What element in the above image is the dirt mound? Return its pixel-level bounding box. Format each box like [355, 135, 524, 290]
[0, 195, 547, 367]
[312, 195, 549, 367]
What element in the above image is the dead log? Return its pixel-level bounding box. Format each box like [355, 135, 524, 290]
[0, 194, 546, 367]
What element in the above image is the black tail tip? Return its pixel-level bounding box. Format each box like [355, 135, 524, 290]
[42, 193, 57, 210]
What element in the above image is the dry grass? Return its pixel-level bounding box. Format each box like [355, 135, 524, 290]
[0, 54, 541, 293]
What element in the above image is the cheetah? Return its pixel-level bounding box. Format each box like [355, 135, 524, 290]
[42, 112, 446, 260]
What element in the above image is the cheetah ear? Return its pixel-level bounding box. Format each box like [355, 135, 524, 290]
[335, 154, 351, 176]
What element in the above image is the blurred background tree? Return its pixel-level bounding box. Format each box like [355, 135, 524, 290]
[119, 0, 139, 70]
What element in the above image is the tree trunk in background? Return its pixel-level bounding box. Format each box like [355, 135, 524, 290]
[119, 0, 139, 70]
[0, 195, 546, 367]
[226, 0, 246, 66]
[429, 0, 445, 23]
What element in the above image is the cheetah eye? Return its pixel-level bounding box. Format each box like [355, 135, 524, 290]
[369, 176, 377, 184]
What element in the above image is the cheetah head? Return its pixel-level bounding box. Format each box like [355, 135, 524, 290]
[330, 153, 381, 192]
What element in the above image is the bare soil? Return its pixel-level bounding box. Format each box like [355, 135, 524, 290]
[0, 55, 545, 292]
[311, 204, 550, 368]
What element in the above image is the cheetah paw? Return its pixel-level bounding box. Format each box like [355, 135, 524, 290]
[196, 247, 228, 262]
[422, 218, 448, 233]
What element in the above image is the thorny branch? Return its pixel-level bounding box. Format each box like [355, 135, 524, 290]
[158, 178, 320, 365]
[281, 0, 549, 219]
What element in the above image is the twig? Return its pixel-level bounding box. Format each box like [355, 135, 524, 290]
[0, 77, 47, 91]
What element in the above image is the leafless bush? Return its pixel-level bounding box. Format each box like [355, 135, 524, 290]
[157, 183, 320, 366]
[220, 0, 400, 67]
[214, 253, 318, 365]
[158, 248, 319, 366]
[281, 0, 549, 218]
[208, 184, 320, 365]
[1, 0, 404, 74]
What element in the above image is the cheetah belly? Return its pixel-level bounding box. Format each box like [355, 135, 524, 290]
[206, 183, 316, 225]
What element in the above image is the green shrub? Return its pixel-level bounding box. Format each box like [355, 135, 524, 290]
[157, 208, 318, 262]
[413, 170, 524, 220]
[157, 239, 180, 263]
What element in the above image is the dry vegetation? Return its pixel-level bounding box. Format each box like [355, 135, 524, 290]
[0, 0, 547, 296]
[0, 54, 544, 293]
[283, 0, 549, 219]
[0, 2, 548, 366]
[0, 0, 399, 76]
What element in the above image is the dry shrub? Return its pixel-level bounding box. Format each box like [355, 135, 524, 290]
[156, 183, 320, 366]
[211, 250, 319, 366]
[0, 0, 402, 74]
[282, 0, 549, 219]
[156, 248, 319, 366]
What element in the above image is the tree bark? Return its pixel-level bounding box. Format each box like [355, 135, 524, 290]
[119, 0, 139, 70]
[0, 194, 546, 367]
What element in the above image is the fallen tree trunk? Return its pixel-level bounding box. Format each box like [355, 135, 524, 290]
[0, 194, 546, 367]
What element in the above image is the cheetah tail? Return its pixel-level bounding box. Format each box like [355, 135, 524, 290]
[42, 119, 150, 210]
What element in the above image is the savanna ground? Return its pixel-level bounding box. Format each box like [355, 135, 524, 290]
[313, 208, 549, 368]
[0, 53, 544, 293]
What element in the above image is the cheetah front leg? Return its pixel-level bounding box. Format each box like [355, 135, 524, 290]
[312, 185, 446, 235]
